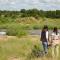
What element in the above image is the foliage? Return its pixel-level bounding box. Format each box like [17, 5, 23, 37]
[0, 9, 60, 20]
[0, 9, 60, 36]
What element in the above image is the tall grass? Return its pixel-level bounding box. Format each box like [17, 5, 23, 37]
[0, 17, 60, 36]
[0, 37, 33, 60]
[0, 35, 60, 60]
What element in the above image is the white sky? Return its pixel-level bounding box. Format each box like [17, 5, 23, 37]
[0, 0, 60, 10]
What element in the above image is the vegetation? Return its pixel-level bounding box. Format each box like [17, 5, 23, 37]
[0, 9, 60, 36]
[0, 9, 60, 19]
[0, 35, 60, 60]
[0, 9, 60, 60]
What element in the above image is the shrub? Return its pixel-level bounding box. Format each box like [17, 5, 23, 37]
[31, 44, 43, 58]
[0, 23, 28, 37]
[31, 24, 41, 29]
[6, 28, 27, 37]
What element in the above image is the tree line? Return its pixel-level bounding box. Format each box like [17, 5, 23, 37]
[0, 9, 60, 19]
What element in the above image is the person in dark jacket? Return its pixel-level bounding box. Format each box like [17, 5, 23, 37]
[41, 25, 48, 54]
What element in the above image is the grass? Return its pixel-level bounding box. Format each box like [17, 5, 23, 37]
[0, 35, 41, 60]
[0, 35, 60, 60]
[0, 23, 28, 36]
[0, 35, 38, 60]
[0, 17, 60, 29]
[0, 17, 60, 60]
[0, 17, 60, 36]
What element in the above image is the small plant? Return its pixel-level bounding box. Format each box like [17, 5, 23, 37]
[31, 44, 44, 58]
[32, 24, 40, 29]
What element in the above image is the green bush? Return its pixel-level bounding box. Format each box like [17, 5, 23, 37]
[0, 23, 28, 37]
[6, 27, 27, 37]
[16, 30, 27, 37]
[31, 24, 41, 29]
[7, 29, 27, 37]
[30, 44, 43, 58]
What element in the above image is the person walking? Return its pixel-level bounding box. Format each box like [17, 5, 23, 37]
[51, 27, 60, 58]
[41, 25, 49, 54]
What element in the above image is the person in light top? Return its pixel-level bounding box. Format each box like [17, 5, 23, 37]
[41, 25, 49, 54]
[51, 27, 60, 58]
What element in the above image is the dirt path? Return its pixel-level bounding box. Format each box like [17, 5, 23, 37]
[28, 30, 60, 35]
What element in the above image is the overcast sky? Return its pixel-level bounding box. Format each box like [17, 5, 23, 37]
[0, 0, 60, 10]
